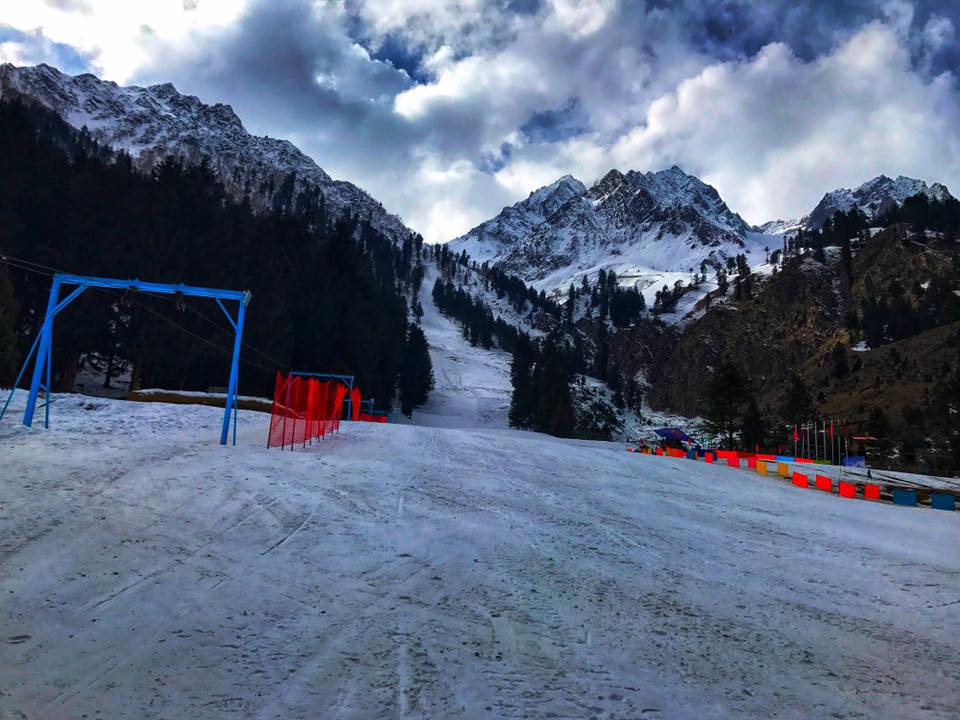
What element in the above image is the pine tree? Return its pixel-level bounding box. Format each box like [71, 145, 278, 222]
[704, 359, 749, 447]
[783, 374, 814, 426]
[830, 344, 849, 379]
[399, 323, 434, 416]
[0, 262, 18, 385]
[508, 333, 535, 428]
[532, 333, 574, 437]
[740, 397, 765, 450]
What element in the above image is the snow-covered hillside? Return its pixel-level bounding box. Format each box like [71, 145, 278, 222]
[404, 266, 513, 428]
[0, 63, 414, 246]
[450, 166, 772, 296]
[2, 395, 958, 718]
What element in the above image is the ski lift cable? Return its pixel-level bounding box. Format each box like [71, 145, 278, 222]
[0, 251, 281, 375]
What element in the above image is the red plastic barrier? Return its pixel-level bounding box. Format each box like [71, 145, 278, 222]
[815, 475, 832, 492]
[839, 481, 856, 498]
[704, 453, 714, 463]
[757, 454, 777, 462]
[747, 457, 757, 469]
[864, 484, 880, 500]
[267, 373, 348, 449]
[727, 456, 739, 468]
[791, 471, 809, 488]
[793, 457, 814, 464]
[656, 448, 664, 456]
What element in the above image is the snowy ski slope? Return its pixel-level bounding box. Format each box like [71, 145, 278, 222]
[1, 394, 958, 719]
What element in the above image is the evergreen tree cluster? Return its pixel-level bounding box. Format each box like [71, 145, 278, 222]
[589, 269, 646, 327]
[508, 331, 576, 437]
[430, 278, 522, 352]
[0, 99, 432, 412]
[858, 278, 960, 348]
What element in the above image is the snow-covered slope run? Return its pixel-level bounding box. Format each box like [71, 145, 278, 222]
[402, 266, 513, 428]
[0, 63, 413, 245]
[450, 165, 773, 295]
[763, 174, 954, 236]
[2, 395, 959, 718]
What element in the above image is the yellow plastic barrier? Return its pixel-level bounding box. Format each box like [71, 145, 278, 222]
[756, 460, 767, 476]
[777, 461, 789, 477]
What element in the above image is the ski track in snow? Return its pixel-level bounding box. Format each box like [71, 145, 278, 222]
[1, 393, 959, 719]
[399, 265, 514, 430]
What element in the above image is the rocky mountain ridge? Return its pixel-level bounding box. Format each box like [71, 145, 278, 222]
[0, 63, 415, 246]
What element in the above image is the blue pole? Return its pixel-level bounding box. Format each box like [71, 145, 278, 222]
[220, 299, 246, 446]
[348, 377, 354, 421]
[0, 332, 42, 423]
[24, 277, 61, 428]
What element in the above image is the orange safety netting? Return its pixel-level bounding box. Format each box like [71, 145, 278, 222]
[267, 372, 348, 449]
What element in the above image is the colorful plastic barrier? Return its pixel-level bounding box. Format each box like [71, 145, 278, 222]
[815, 474, 832, 492]
[756, 460, 768, 476]
[864, 484, 881, 500]
[931, 494, 956, 511]
[892, 489, 917, 507]
[777, 462, 789, 477]
[838, 481, 856, 498]
[791, 471, 809, 488]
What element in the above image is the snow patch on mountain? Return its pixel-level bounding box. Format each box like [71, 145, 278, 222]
[0, 63, 414, 246]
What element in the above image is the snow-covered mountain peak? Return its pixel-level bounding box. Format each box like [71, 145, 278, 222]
[450, 164, 766, 298]
[805, 173, 953, 229]
[0, 62, 410, 243]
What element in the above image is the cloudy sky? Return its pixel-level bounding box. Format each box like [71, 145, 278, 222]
[2, 1, 960, 242]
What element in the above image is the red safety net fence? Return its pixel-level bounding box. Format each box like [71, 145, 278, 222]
[267, 372, 348, 449]
[349, 388, 361, 421]
[358, 412, 388, 423]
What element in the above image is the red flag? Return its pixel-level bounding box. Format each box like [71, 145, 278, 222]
[793, 425, 799, 442]
[755, 443, 760, 452]
[829, 420, 834, 438]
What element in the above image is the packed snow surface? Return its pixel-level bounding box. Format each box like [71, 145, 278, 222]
[2, 394, 959, 719]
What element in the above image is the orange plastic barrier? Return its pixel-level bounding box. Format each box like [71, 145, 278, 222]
[815, 475, 832, 492]
[839, 481, 856, 498]
[756, 460, 768, 475]
[792, 471, 809, 488]
[777, 462, 789, 477]
[864, 484, 881, 500]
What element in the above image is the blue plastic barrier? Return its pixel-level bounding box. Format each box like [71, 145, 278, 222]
[931, 494, 956, 511]
[843, 455, 866, 467]
[892, 489, 917, 507]
[776, 455, 795, 463]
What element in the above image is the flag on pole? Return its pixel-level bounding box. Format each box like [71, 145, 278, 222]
[793, 425, 799, 441]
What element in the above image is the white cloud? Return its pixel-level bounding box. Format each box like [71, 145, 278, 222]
[2, 0, 960, 243]
[597, 21, 960, 224]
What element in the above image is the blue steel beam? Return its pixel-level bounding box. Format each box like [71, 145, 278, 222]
[15, 273, 251, 445]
